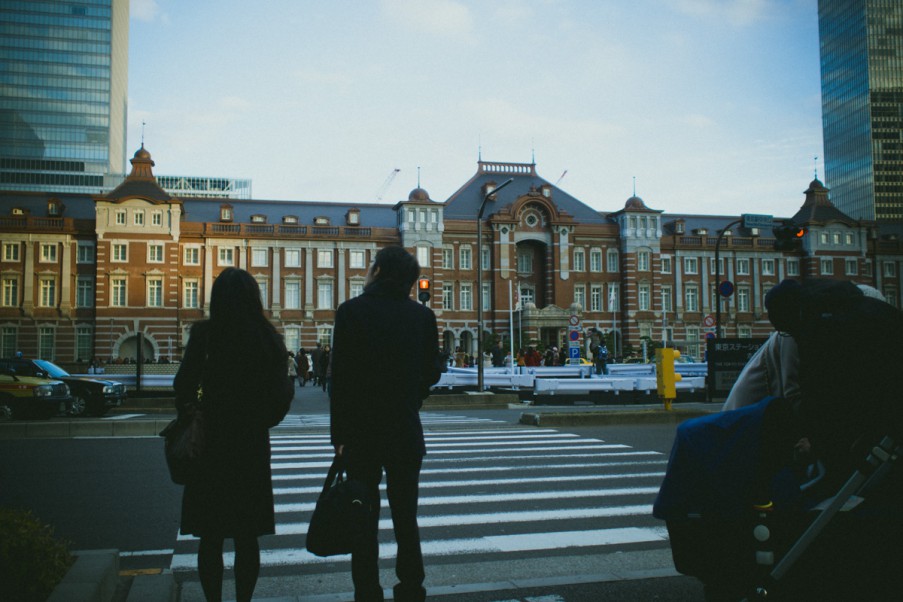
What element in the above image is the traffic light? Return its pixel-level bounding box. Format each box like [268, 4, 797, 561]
[655, 348, 682, 408]
[417, 278, 431, 304]
[773, 223, 807, 251]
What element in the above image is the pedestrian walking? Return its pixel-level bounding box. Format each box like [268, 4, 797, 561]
[310, 342, 322, 386]
[296, 348, 310, 386]
[330, 246, 441, 602]
[173, 267, 293, 602]
[319, 344, 331, 392]
[287, 351, 298, 386]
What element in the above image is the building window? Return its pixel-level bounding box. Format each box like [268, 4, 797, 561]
[152, 211, 163, 226]
[218, 247, 234, 266]
[606, 249, 619, 272]
[845, 233, 854, 245]
[661, 285, 673, 313]
[148, 244, 164, 263]
[762, 259, 775, 276]
[2, 242, 19, 262]
[661, 255, 672, 274]
[590, 285, 602, 311]
[460, 283, 473, 311]
[883, 261, 896, 277]
[285, 249, 301, 268]
[111, 278, 127, 307]
[317, 326, 333, 345]
[40, 278, 56, 307]
[184, 246, 200, 265]
[684, 257, 698, 274]
[318, 249, 333, 268]
[739, 326, 752, 338]
[349, 250, 366, 269]
[883, 288, 897, 308]
[284, 327, 300, 354]
[257, 278, 268, 308]
[787, 258, 800, 277]
[460, 247, 472, 270]
[76, 278, 93, 308]
[736, 258, 750, 275]
[2, 278, 18, 307]
[115, 210, 126, 225]
[39, 327, 55, 360]
[845, 258, 858, 275]
[40, 243, 58, 263]
[317, 281, 333, 309]
[737, 287, 750, 312]
[112, 243, 128, 262]
[251, 214, 267, 224]
[134, 210, 145, 226]
[637, 250, 650, 271]
[443, 286, 453, 311]
[517, 249, 532, 273]
[590, 249, 602, 272]
[184, 281, 199, 309]
[76, 327, 92, 362]
[77, 242, 95, 264]
[607, 284, 619, 312]
[820, 258, 834, 275]
[350, 281, 364, 298]
[519, 286, 535, 307]
[417, 246, 431, 268]
[442, 247, 454, 269]
[481, 247, 490, 271]
[574, 285, 586, 309]
[482, 282, 491, 311]
[638, 283, 650, 310]
[220, 206, 233, 222]
[251, 248, 268, 267]
[283, 215, 299, 225]
[685, 286, 699, 312]
[1, 327, 16, 357]
[147, 279, 163, 307]
[573, 249, 585, 272]
[285, 281, 301, 309]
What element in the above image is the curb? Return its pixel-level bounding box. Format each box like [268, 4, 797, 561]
[48, 549, 119, 602]
[0, 418, 172, 439]
[519, 408, 714, 426]
[126, 570, 177, 602]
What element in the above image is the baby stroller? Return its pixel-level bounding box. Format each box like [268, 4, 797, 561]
[654, 281, 903, 601]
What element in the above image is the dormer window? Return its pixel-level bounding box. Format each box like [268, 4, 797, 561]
[722, 229, 732, 236]
[47, 198, 62, 216]
[540, 185, 552, 198]
[346, 209, 361, 226]
[675, 220, 685, 235]
[314, 216, 330, 226]
[282, 215, 298, 225]
[251, 214, 267, 224]
[694, 228, 708, 236]
[750, 227, 760, 237]
[12, 207, 25, 216]
[482, 181, 497, 197]
[220, 205, 233, 222]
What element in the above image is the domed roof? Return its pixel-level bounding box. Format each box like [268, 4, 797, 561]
[625, 195, 647, 210]
[408, 187, 430, 202]
[133, 145, 152, 160]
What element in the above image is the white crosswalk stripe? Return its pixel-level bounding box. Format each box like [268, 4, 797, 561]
[275, 412, 507, 429]
[170, 427, 669, 571]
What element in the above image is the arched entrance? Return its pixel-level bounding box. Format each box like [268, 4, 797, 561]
[117, 334, 156, 362]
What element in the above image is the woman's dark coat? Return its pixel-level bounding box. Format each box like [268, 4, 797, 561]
[174, 320, 293, 538]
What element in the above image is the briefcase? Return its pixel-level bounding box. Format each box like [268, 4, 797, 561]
[306, 455, 371, 557]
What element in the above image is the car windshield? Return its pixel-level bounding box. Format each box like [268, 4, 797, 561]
[33, 359, 70, 378]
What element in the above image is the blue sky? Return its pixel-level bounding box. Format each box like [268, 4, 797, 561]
[128, 0, 821, 218]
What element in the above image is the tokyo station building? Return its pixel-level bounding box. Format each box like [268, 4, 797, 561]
[1, 146, 902, 366]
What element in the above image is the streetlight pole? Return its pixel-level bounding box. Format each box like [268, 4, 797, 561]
[477, 177, 513, 392]
[714, 218, 742, 338]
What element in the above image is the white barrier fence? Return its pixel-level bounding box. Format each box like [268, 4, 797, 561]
[80, 362, 709, 396]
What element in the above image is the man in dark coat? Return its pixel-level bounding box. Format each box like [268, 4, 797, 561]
[330, 246, 440, 602]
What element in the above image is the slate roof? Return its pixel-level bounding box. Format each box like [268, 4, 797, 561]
[443, 161, 608, 224]
[180, 197, 398, 228]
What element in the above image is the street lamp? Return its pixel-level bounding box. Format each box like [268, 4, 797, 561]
[477, 177, 514, 392]
[714, 218, 742, 338]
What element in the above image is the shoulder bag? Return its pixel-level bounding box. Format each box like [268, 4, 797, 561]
[159, 383, 206, 485]
[306, 454, 370, 557]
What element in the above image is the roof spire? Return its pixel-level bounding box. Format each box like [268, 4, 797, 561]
[141, 120, 146, 147]
[417, 166, 421, 188]
[814, 155, 819, 179]
[633, 176, 636, 197]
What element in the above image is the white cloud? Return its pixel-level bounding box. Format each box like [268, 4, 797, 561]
[130, 0, 163, 23]
[380, 0, 474, 37]
[668, 0, 775, 26]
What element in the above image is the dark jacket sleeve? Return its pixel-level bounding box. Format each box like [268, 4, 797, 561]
[330, 302, 352, 447]
[173, 321, 209, 416]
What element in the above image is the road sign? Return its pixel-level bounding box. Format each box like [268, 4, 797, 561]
[705, 331, 716, 340]
[569, 329, 580, 342]
[569, 315, 579, 326]
[718, 280, 734, 298]
[702, 314, 716, 327]
[742, 213, 774, 229]
[569, 346, 580, 359]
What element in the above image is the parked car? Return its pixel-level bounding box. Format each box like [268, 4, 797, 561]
[0, 370, 70, 420]
[0, 358, 126, 417]
[565, 358, 592, 365]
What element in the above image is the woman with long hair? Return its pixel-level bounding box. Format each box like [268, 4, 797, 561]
[174, 267, 294, 601]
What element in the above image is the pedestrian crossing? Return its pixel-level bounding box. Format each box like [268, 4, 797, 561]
[169, 427, 669, 572]
[275, 412, 507, 429]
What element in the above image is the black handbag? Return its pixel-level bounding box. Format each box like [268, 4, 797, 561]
[306, 455, 371, 557]
[159, 385, 206, 485]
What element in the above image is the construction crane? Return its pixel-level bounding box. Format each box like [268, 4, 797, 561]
[376, 168, 400, 200]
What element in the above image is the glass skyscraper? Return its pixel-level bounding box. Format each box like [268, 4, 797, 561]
[819, 0, 903, 223]
[0, 0, 129, 194]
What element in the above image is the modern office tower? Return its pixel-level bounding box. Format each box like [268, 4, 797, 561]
[819, 0, 903, 223]
[0, 0, 129, 194]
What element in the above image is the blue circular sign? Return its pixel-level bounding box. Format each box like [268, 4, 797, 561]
[718, 280, 734, 298]
[569, 330, 580, 341]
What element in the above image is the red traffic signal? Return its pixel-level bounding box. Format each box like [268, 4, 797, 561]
[417, 278, 431, 303]
[773, 223, 807, 251]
